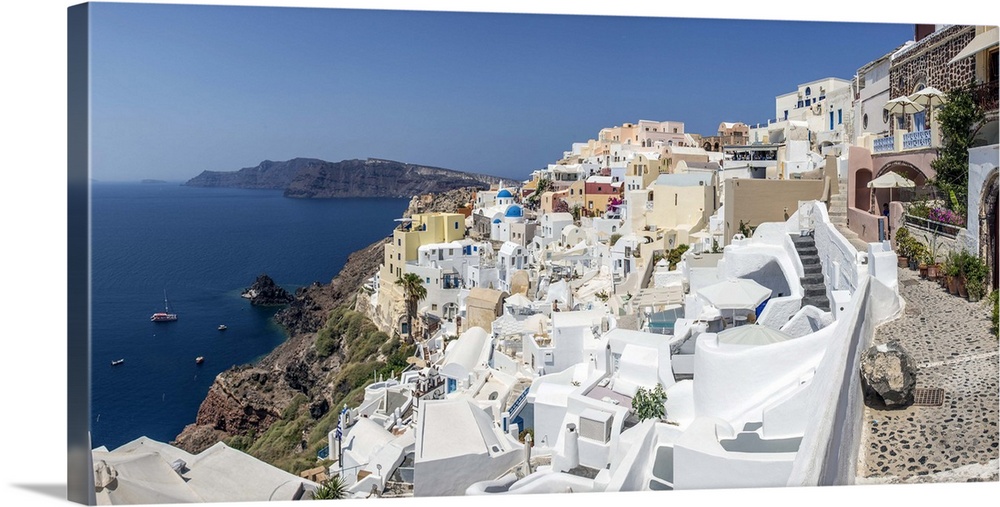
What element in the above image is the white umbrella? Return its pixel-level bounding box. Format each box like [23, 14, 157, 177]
[908, 87, 947, 129]
[717, 324, 793, 346]
[868, 171, 916, 208]
[884, 96, 925, 115]
[908, 87, 947, 109]
[696, 278, 772, 310]
[884, 96, 925, 131]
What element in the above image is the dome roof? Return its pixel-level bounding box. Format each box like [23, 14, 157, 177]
[497, 189, 514, 198]
[504, 204, 523, 217]
[492, 218, 502, 224]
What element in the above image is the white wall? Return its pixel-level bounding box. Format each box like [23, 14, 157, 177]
[965, 144, 999, 255]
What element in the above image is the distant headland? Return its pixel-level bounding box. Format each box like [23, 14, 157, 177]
[183, 157, 504, 198]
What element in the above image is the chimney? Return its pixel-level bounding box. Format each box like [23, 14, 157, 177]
[915, 24, 936, 42]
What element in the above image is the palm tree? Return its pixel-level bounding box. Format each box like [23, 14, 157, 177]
[395, 272, 427, 342]
[312, 475, 347, 500]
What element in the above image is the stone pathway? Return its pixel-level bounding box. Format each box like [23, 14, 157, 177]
[856, 266, 999, 484]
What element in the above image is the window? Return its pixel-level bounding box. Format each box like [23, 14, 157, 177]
[863, 113, 869, 129]
[397, 239, 401, 246]
[805, 86, 811, 96]
[432, 304, 438, 311]
[838, 109, 843, 125]
[883, 110, 890, 123]
[454, 222, 459, 229]
[426, 277, 430, 284]
[784, 110, 789, 120]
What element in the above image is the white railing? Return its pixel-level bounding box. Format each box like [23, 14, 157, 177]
[872, 136, 894, 153]
[901, 129, 931, 150]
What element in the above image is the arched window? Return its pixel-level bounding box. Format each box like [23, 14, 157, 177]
[863, 113, 869, 129]
[805, 86, 811, 96]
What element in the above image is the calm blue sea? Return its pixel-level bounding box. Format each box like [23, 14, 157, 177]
[89, 182, 408, 450]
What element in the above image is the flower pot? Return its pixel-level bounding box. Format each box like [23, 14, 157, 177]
[958, 276, 968, 298]
[968, 293, 981, 303]
[947, 275, 958, 294]
[897, 256, 908, 268]
[908, 258, 918, 270]
[927, 264, 939, 280]
[919, 264, 929, 278]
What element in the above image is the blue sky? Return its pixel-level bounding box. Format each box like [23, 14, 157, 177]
[88, 2, 920, 182]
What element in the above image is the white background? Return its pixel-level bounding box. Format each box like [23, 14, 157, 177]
[1, 1, 996, 506]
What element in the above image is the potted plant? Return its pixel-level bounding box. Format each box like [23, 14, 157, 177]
[894, 227, 911, 267]
[943, 251, 960, 295]
[907, 240, 922, 271]
[963, 254, 987, 302]
[922, 232, 943, 280]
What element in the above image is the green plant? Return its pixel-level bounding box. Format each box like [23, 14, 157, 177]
[711, 239, 721, 254]
[610, 233, 622, 246]
[941, 250, 956, 277]
[631, 383, 667, 422]
[666, 244, 689, 270]
[395, 273, 427, 342]
[313, 475, 348, 500]
[921, 232, 944, 265]
[738, 220, 756, 238]
[931, 84, 984, 210]
[895, 227, 913, 258]
[962, 254, 989, 300]
[518, 428, 534, 444]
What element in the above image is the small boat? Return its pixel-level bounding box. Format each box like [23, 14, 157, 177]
[218, 325, 227, 331]
[111, 359, 124, 366]
[195, 356, 204, 365]
[151, 290, 178, 322]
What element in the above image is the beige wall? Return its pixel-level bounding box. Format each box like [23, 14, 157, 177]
[723, 179, 826, 244]
[564, 180, 587, 210]
[650, 183, 715, 232]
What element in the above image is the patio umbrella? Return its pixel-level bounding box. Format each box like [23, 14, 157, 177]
[884, 96, 925, 115]
[868, 171, 915, 207]
[908, 87, 947, 128]
[696, 278, 772, 310]
[884, 96, 925, 130]
[717, 324, 793, 346]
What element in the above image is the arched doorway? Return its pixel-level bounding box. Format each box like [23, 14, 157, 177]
[980, 171, 999, 291]
[873, 162, 927, 208]
[855, 168, 873, 210]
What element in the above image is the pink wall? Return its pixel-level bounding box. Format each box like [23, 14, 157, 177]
[848, 207, 886, 243]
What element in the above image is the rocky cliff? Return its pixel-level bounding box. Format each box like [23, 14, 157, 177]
[171, 187, 489, 469]
[184, 157, 501, 198]
[172, 237, 390, 458]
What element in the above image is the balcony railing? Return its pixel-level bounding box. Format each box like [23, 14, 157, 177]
[903, 213, 961, 239]
[902, 129, 932, 150]
[971, 80, 999, 112]
[873, 136, 895, 153]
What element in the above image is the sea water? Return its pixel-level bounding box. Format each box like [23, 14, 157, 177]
[88, 182, 408, 449]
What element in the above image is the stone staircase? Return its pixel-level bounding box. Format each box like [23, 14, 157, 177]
[793, 234, 831, 312]
[828, 179, 869, 253]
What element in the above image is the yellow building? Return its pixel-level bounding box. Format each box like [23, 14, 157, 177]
[375, 212, 466, 336]
[383, 212, 465, 280]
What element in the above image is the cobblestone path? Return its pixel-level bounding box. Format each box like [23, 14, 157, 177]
[856, 266, 998, 484]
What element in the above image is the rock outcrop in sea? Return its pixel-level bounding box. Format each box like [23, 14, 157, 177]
[241, 274, 294, 306]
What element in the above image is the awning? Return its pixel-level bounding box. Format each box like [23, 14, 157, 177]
[948, 27, 999, 64]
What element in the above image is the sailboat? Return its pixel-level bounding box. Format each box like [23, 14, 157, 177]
[150, 290, 178, 322]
